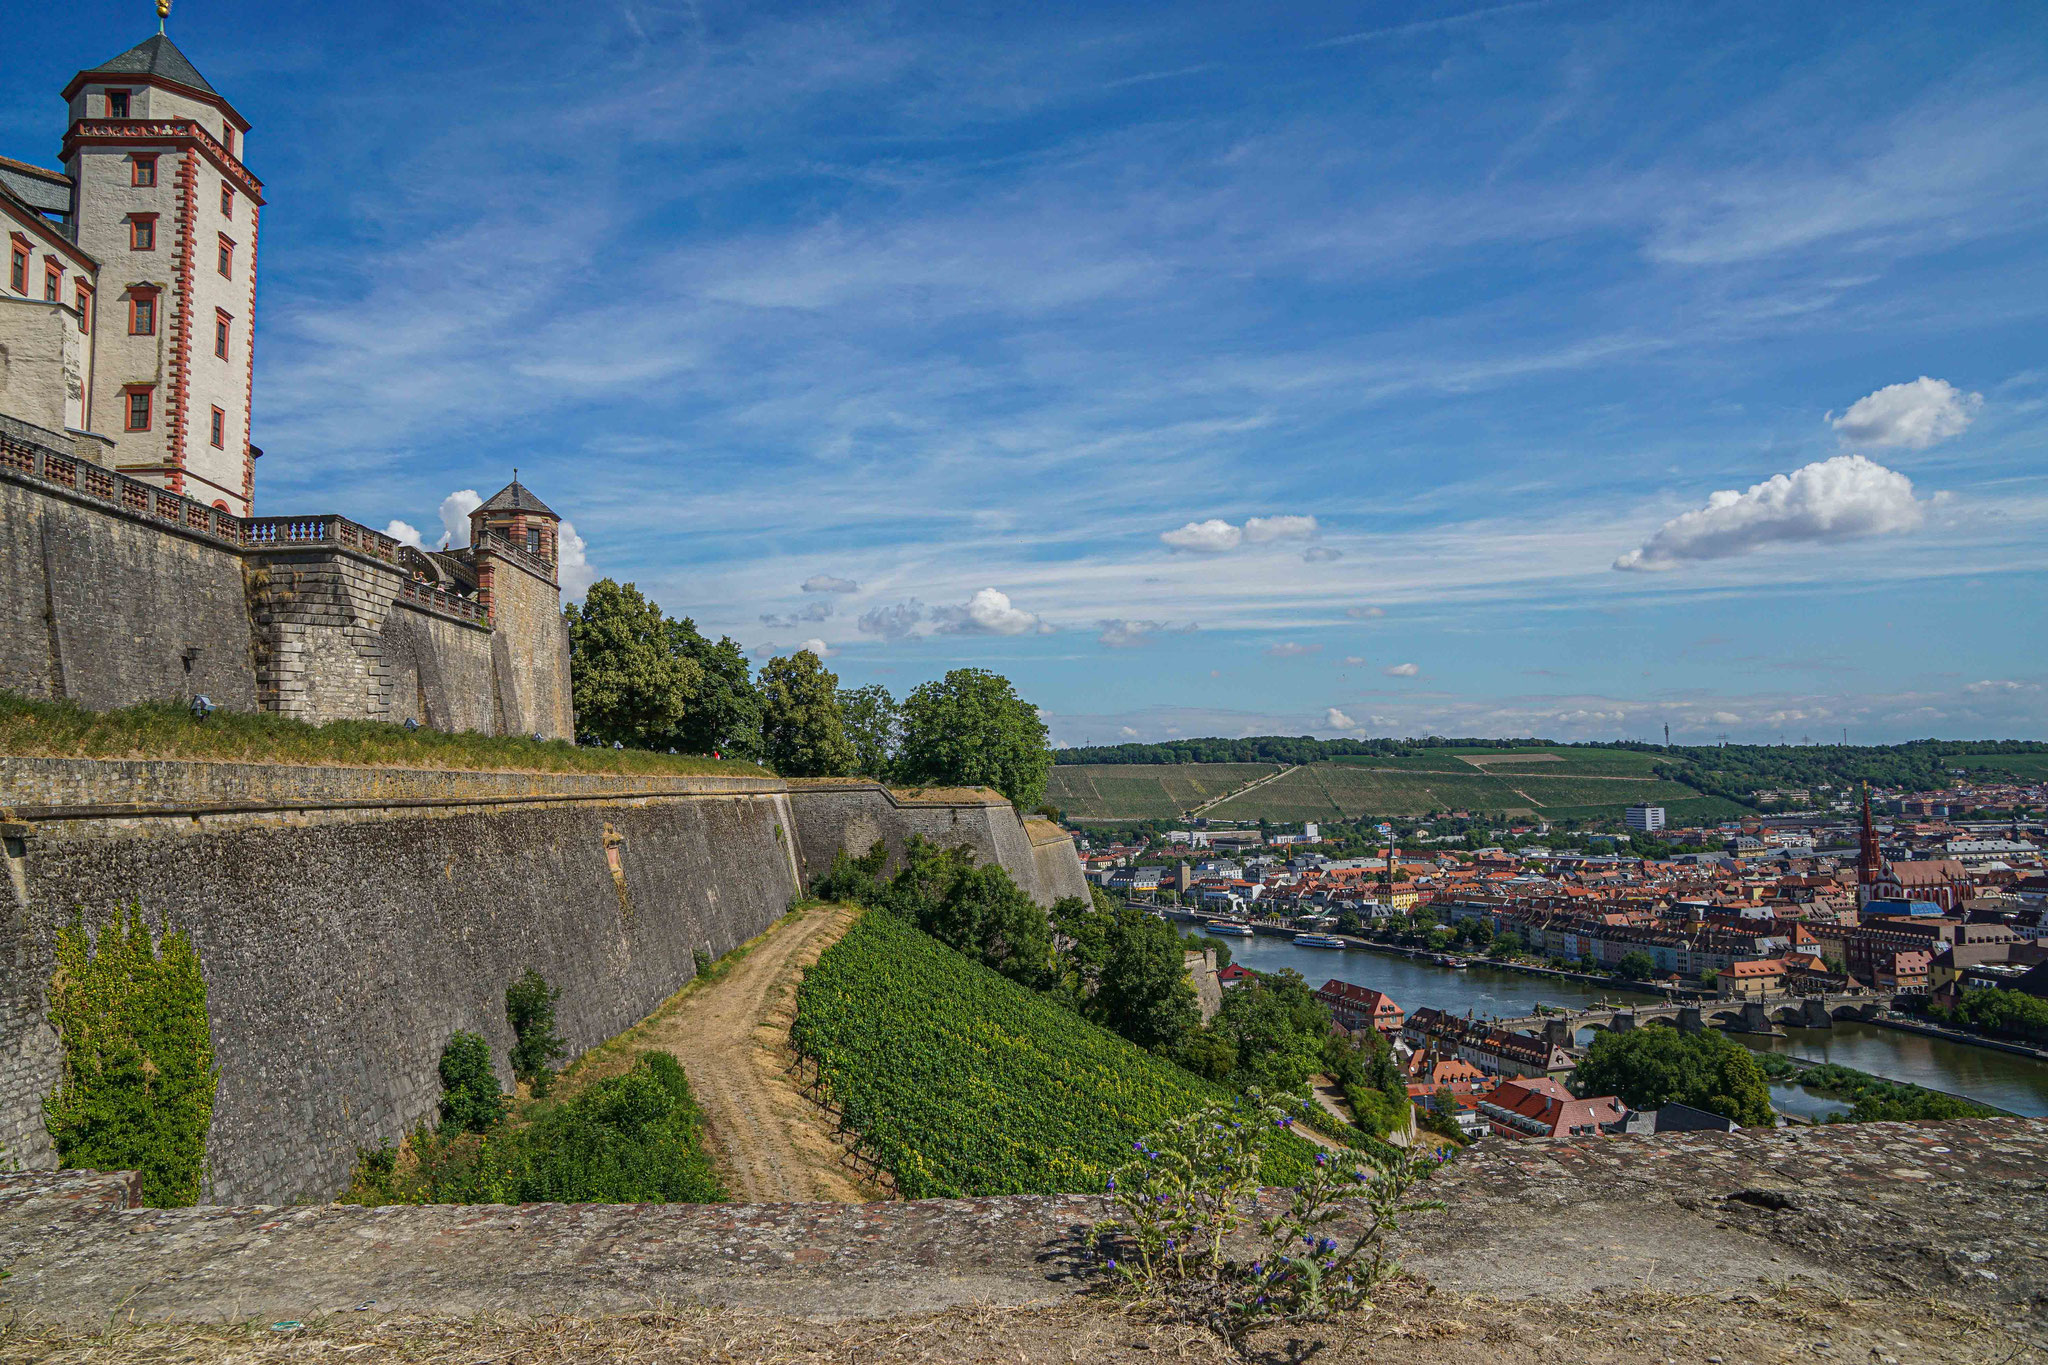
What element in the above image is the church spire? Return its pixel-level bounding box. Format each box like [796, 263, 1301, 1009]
[1857, 784, 1882, 894]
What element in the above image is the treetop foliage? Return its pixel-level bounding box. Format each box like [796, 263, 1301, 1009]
[897, 668, 1053, 808]
[759, 649, 857, 777]
[1570, 1027, 1775, 1127]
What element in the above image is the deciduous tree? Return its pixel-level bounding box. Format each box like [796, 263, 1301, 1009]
[565, 580, 700, 748]
[1571, 1028, 1774, 1127]
[758, 650, 855, 777]
[896, 668, 1052, 808]
[837, 683, 901, 779]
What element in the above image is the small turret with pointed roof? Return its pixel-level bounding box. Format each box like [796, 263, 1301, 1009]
[469, 471, 561, 574]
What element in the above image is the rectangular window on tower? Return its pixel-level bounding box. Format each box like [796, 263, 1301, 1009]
[221, 184, 233, 218]
[125, 388, 152, 432]
[129, 215, 155, 250]
[214, 311, 231, 359]
[130, 290, 156, 336]
[44, 262, 61, 302]
[217, 235, 234, 278]
[209, 406, 226, 448]
[131, 156, 157, 187]
[76, 282, 93, 333]
[7, 241, 24, 294]
[107, 90, 130, 118]
[222, 126, 236, 156]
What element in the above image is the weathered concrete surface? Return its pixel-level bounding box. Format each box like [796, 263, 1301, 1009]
[4, 1119, 2041, 1337]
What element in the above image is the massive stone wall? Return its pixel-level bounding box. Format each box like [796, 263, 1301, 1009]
[0, 471, 258, 713]
[479, 548, 573, 740]
[0, 760, 1087, 1204]
[0, 773, 804, 1202]
[783, 780, 1089, 906]
[0, 443, 572, 739]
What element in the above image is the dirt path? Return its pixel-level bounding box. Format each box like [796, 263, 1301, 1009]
[1189, 762, 1294, 816]
[618, 903, 874, 1203]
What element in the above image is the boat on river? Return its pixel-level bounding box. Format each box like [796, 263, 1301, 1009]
[1205, 920, 1256, 938]
[1293, 933, 1348, 949]
[1432, 953, 1471, 969]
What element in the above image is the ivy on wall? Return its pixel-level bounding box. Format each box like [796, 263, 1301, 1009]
[44, 907, 218, 1206]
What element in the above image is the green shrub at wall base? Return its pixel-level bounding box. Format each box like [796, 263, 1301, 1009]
[505, 969, 568, 1097]
[438, 1031, 507, 1134]
[44, 907, 218, 1207]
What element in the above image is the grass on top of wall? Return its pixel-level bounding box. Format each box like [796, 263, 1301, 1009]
[0, 693, 771, 778]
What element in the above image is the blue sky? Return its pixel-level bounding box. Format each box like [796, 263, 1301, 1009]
[13, 1, 2047, 745]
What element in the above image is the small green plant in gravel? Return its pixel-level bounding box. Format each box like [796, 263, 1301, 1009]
[1093, 1091, 1444, 1348]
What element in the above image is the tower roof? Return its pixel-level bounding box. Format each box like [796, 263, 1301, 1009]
[475, 478, 559, 521]
[80, 34, 219, 98]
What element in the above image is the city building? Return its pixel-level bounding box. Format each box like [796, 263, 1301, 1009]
[1314, 981, 1404, 1035]
[1625, 804, 1667, 833]
[1475, 1076, 1634, 1140]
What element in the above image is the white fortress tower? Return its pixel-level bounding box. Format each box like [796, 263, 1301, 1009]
[1, 24, 261, 515]
[62, 33, 262, 513]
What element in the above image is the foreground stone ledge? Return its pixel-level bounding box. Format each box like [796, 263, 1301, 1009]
[3, 1120, 2043, 1337]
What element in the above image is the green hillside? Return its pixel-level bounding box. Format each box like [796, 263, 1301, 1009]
[1078, 758, 1712, 823]
[1046, 761, 1278, 820]
[1958, 753, 2048, 781]
[791, 909, 1311, 1198]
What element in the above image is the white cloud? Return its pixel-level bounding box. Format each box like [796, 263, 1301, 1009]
[1342, 655, 1368, 666]
[1161, 515, 1319, 553]
[384, 519, 426, 550]
[857, 599, 926, 640]
[802, 574, 861, 593]
[1346, 606, 1385, 619]
[1964, 679, 2037, 694]
[1097, 619, 1197, 648]
[934, 588, 1052, 636]
[762, 600, 834, 627]
[1613, 455, 1925, 572]
[798, 637, 833, 658]
[1119, 726, 1140, 738]
[1302, 546, 1344, 563]
[555, 519, 597, 598]
[1161, 519, 1243, 552]
[1384, 662, 1420, 677]
[438, 489, 482, 549]
[1830, 377, 1982, 449]
[1244, 514, 1319, 542]
[1267, 641, 1321, 659]
[1324, 707, 1357, 729]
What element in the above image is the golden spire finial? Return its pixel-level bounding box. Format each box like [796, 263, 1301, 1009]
[158, 0, 171, 34]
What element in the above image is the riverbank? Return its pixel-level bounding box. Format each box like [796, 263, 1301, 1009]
[1868, 1014, 2048, 1063]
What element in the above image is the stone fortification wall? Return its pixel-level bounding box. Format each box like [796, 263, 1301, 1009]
[479, 548, 573, 740]
[377, 605, 500, 736]
[0, 433, 572, 739]
[0, 760, 1085, 1204]
[0, 468, 258, 714]
[0, 755, 771, 812]
[783, 781, 1089, 906]
[0, 769, 803, 1203]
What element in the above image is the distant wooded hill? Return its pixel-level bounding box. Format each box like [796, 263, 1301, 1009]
[1047, 737, 2048, 823]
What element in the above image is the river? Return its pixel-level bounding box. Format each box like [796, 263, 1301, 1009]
[1223, 934, 2048, 1118]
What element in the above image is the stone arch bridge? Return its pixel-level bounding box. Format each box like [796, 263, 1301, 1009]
[1491, 992, 1893, 1042]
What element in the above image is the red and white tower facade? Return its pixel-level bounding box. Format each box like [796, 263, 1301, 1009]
[62, 33, 263, 514]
